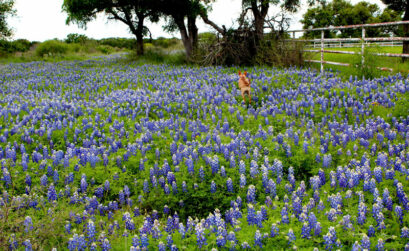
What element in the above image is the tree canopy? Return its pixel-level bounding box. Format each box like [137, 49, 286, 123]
[301, 0, 403, 38]
[0, 0, 16, 39]
[62, 0, 159, 55]
[381, 0, 409, 57]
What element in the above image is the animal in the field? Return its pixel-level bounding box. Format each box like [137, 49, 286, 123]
[238, 70, 251, 103]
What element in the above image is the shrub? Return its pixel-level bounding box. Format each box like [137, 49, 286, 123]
[12, 39, 31, 52]
[35, 40, 69, 57]
[152, 37, 179, 49]
[97, 45, 114, 54]
[65, 33, 89, 44]
[0, 39, 32, 56]
[350, 44, 382, 79]
[99, 37, 136, 50]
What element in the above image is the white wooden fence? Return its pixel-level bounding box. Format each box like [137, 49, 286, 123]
[286, 21, 409, 72]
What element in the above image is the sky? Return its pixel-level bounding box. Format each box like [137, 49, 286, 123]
[8, 0, 386, 42]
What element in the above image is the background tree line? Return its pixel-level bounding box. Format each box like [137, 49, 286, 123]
[0, 0, 408, 64]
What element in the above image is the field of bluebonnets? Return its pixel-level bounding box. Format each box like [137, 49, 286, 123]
[1, 55, 409, 251]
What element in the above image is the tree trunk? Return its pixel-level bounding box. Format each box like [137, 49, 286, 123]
[403, 6, 409, 62]
[250, 0, 269, 42]
[175, 17, 193, 58]
[136, 13, 145, 56]
[187, 15, 198, 51]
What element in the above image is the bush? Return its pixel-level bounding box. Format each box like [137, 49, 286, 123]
[12, 39, 31, 52]
[97, 45, 114, 54]
[127, 48, 186, 65]
[152, 37, 179, 49]
[0, 39, 32, 56]
[68, 43, 81, 53]
[65, 33, 89, 44]
[99, 38, 136, 50]
[350, 44, 382, 79]
[36, 40, 69, 57]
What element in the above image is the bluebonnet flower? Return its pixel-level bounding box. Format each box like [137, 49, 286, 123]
[402, 227, 409, 238]
[301, 222, 310, 239]
[271, 223, 279, 237]
[24, 216, 33, 232]
[98, 238, 110, 251]
[395, 205, 403, 224]
[199, 166, 205, 181]
[368, 225, 375, 237]
[195, 223, 207, 249]
[158, 241, 166, 251]
[323, 227, 337, 250]
[254, 230, 262, 248]
[361, 234, 370, 249]
[164, 184, 170, 195]
[22, 239, 32, 251]
[226, 178, 233, 193]
[210, 181, 217, 193]
[281, 205, 290, 224]
[239, 174, 246, 188]
[80, 177, 87, 193]
[217, 235, 226, 247]
[287, 229, 296, 245]
[374, 166, 383, 183]
[140, 234, 149, 249]
[249, 160, 259, 178]
[351, 241, 362, 251]
[8, 234, 18, 250]
[40, 174, 48, 186]
[255, 211, 263, 228]
[25, 174, 31, 187]
[314, 222, 322, 236]
[246, 185, 256, 204]
[239, 160, 246, 174]
[241, 241, 251, 249]
[247, 204, 256, 225]
[376, 238, 384, 251]
[47, 184, 57, 202]
[87, 220, 96, 243]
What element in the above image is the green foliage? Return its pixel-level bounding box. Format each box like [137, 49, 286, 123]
[0, 0, 15, 38]
[198, 32, 217, 44]
[151, 37, 179, 49]
[393, 92, 409, 118]
[96, 45, 115, 54]
[0, 39, 32, 55]
[128, 48, 186, 65]
[350, 45, 383, 79]
[100, 37, 137, 50]
[301, 0, 403, 38]
[65, 33, 89, 44]
[35, 40, 69, 57]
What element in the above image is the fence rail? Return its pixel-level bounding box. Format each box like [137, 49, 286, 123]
[285, 20, 409, 72]
[307, 41, 402, 48]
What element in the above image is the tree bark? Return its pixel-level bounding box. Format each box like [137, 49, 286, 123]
[199, 10, 226, 36]
[108, 8, 146, 56]
[250, 0, 269, 42]
[403, 6, 409, 62]
[187, 15, 198, 51]
[175, 16, 193, 58]
[136, 13, 145, 56]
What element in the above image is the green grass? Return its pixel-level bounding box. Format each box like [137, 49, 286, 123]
[307, 46, 409, 78]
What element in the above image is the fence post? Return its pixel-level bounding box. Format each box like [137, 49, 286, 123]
[321, 30, 324, 73]
[361, 27, 365, 66]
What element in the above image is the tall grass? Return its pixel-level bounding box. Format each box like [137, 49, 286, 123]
[308, 45, 409, 79]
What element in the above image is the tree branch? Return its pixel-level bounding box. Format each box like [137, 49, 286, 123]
[199, 9, 226, 35]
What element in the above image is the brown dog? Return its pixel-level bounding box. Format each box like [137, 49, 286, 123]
[238, 71, 251, 103]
